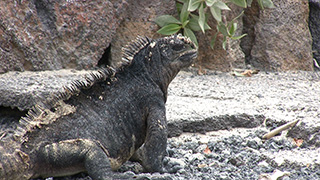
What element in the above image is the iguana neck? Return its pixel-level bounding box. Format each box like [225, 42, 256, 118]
[125, 46, 179, 102]
[148, 59, 179, 103]
[154, 67, 178, 102]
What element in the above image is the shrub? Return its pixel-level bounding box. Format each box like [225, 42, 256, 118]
[155, 0, 274, 49]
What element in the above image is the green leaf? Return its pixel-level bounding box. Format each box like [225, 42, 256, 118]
[231, 11, 244, 22]
[257, 0, 263, 9]
[188, 0, 202, 11]
[261, 0, 275, 8]
[157, 24, 181, 35]
[180, 0, 190, 23]
[182, 20, 190, 28]
[231, 33, 247, 40]
[210, 32, 218, 49]
[188, 16, 201, 31]
[198, 3, 206, 33]
[214, 1, 230, 10]
[188, 14, 211, 31]
[210, 5, 221, 22]
[227, 10, 244, 28]
[155, 15, 181, 27]
[203, 13, 211, 30]
[229, 22, 237, 36]
[205, 0, 216, 7]
[257, 0, 274, 9]
[217, 22, 229, 36]
[222, 36, 227, 50]
[177, 0, 187, 3]
[184, 27, 198, 47]
[230, 0, 247, 8]
[176, 2, 183, 13]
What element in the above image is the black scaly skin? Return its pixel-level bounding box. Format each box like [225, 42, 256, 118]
[0, 34, 197, 180]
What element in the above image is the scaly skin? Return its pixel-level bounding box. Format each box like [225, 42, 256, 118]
[0, 34, 197, 180]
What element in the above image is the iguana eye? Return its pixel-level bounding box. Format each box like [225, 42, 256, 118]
[172, 44, 185, 51]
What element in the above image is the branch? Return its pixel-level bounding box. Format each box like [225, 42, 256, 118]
[262, 119, 300, 140]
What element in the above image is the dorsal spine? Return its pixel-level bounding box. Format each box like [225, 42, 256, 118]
[1, 36, 153, 144]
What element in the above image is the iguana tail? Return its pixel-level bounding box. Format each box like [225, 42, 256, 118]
[0, 146, 32, 180]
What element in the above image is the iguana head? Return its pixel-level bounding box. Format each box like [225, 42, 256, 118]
[121, 34, 197, 99]
[122, 34, 197, 71]
[154, 34, 197, 69]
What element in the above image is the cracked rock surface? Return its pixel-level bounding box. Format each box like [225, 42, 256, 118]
[0, 69, 93, 111]
[166, 70, 320, 145]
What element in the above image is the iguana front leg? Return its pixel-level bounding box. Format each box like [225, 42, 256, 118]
[132, 103, 168, 172]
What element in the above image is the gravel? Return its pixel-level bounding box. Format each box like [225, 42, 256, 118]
[49, 128, 320, 180]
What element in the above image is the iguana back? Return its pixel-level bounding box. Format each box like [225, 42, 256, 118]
[0, 34, 197, 180]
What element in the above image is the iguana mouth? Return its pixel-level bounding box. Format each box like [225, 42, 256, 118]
[180, 49, 198, 62]
[174, 34, 198, 61]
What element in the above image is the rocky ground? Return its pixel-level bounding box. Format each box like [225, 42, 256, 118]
[7, 69, 320, 180]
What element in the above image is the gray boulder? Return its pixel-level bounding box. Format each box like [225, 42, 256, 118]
[244, 0, 313, 71]
[0, 0, 127, 73]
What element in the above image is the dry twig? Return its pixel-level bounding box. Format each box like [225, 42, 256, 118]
[262, 119, 300, 140]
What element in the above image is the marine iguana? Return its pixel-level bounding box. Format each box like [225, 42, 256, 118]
[0, 34, 197, 180]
